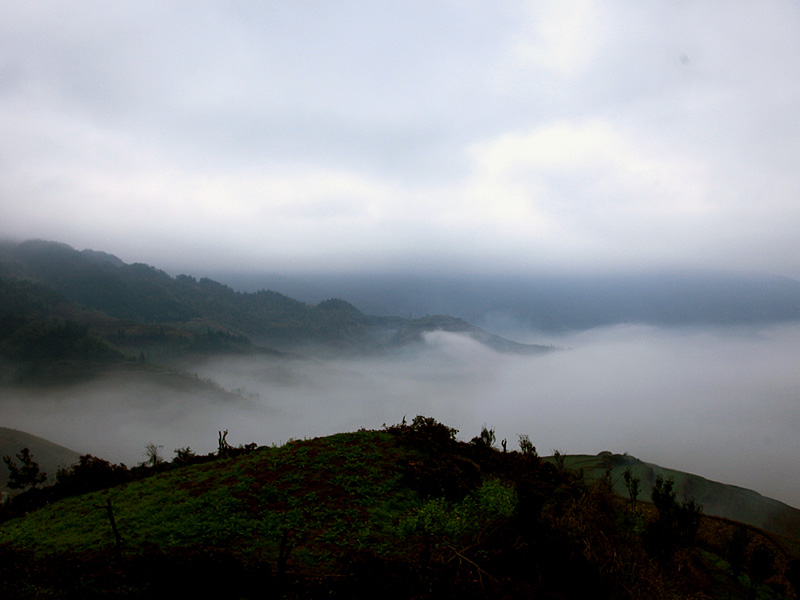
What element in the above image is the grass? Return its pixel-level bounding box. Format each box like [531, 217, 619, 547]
[0, 425, 523, 592]
[0, 429, 424, 569]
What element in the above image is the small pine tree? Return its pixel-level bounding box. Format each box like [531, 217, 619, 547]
[2, 447, 47, 490]
[552, 449, 566, 470]
[518, 434, 537, 457]
[622, 467, 641, 508]
[644, 475, 703, 561]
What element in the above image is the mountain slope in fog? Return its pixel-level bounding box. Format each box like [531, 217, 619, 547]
[214, 269, 800, 333]
[0, 240, 549, 370]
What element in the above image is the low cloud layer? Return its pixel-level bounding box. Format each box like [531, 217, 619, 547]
[1, 323, 798, 508]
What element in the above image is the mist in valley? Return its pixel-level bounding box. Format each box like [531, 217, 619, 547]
[1, 322, 798, 508]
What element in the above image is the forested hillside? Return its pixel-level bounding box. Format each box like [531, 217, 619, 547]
[0, 240, 549, 384]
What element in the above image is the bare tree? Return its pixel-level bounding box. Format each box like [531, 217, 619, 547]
[218, 430, 230, 456]
[143, 443, 164, 467]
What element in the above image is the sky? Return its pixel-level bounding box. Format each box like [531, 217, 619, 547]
[2, 1, 800, 278]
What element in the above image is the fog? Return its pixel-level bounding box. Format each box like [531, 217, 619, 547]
[1, 323, 798, 508]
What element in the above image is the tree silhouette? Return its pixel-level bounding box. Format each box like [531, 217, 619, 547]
[143, 443, 164, 467]
[622, 467, 641, 508]
[644, 475, 702, 561]
[2, 447, 46, 490]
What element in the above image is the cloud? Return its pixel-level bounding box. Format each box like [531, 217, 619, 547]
[512, 0, 605, 77]
[1, 324, 798, 507]
[2, 2, 800, 277]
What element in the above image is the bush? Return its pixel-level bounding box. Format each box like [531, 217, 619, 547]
[54, 454, 129, 496]
[471, 425, 496, 448]
[172, 446, 196, 464]
[398, 478, 517, 544]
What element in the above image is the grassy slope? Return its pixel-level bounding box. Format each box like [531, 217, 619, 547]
[1, 423, 798, 599]
[0, 430, 412, 560]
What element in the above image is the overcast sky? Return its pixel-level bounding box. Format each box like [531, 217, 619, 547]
[2, 1, 800, 278]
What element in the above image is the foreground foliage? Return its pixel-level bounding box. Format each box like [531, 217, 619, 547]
[0, 417, 797, 599]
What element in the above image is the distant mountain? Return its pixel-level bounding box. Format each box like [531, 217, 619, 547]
[211, 269, 800, 333]
[0, 427, 81, 491]
[0, 240, 548, 376]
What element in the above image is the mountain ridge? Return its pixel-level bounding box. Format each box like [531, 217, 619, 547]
[0, 239, 550, 377]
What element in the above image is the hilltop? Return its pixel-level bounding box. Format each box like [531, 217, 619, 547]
[0, 418, 798, 599]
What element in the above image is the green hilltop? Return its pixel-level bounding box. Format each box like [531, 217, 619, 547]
[1, 418, 798, 599]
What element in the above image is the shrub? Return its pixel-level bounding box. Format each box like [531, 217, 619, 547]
[644, 476, 702, 561]
[172, 447, 196, 464]
[398, 478, 516, 544]
[55, 455, 129, 496]
[470, 425, 496, 448]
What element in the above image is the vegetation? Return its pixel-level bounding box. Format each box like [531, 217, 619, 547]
[0, 418, 797, 599]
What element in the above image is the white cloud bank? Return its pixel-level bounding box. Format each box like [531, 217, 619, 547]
[1, 324, 798, 507]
